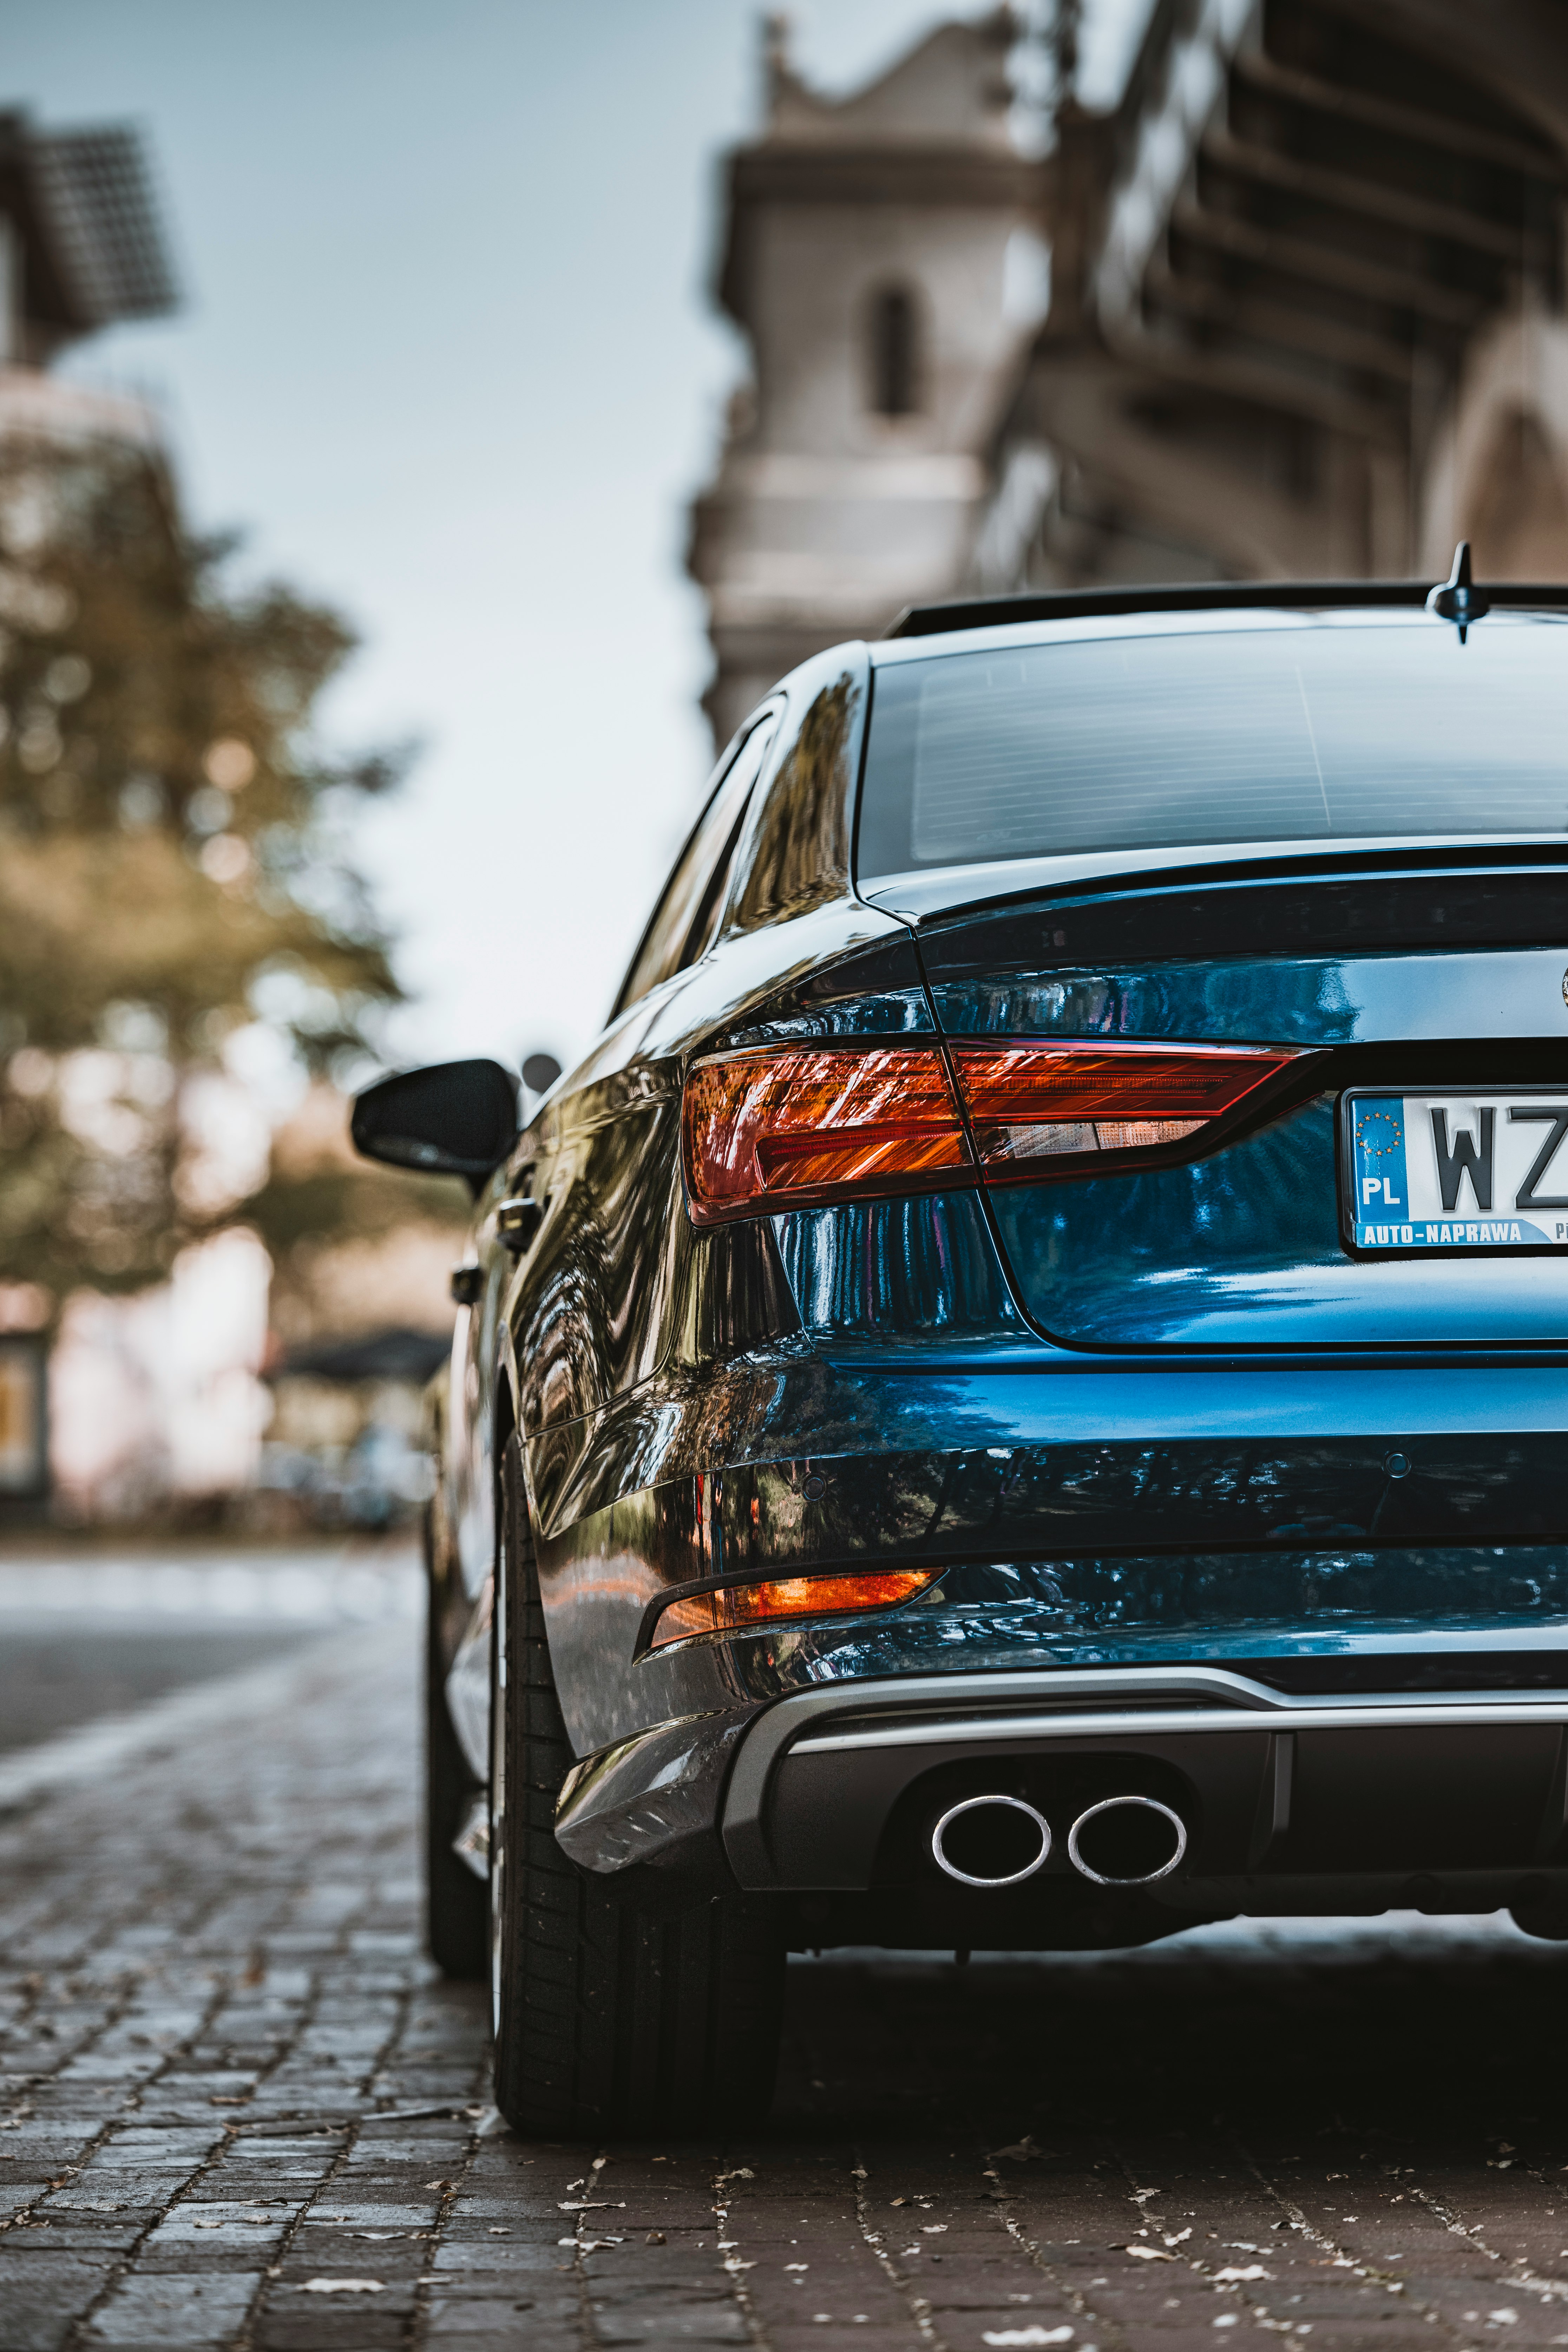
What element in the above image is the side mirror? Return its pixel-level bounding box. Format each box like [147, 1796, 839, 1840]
[350, 1059, 520, 1190]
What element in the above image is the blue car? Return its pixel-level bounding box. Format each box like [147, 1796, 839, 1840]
[353, 558, 1568, 2135]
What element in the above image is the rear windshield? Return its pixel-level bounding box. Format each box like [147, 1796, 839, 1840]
[856, 618, 1568, 883]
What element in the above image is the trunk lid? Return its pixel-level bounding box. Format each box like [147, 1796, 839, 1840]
[915, 854, 1568, 1349]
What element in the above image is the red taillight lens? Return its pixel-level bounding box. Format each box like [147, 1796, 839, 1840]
[683, 1046, 970, 1225]
[650, 1567, 939, 1648]
[951, 1042, 1297, 1171]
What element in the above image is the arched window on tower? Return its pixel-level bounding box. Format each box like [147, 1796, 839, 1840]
[867, 284, 920, 418]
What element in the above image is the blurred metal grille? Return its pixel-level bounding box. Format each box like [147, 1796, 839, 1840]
[29, 125, 178, 323]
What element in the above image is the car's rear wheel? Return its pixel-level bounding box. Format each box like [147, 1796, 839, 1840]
[490, 1431, 785, 2136]
[425, 1561, 489, 1981]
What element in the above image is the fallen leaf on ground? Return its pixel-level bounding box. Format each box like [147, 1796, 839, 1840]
[300, 2279, 384, 2295]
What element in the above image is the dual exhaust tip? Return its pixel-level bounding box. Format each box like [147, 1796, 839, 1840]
[931, 1792, 1187, 1890]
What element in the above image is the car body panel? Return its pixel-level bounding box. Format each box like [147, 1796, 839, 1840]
[921, 923, 1568, 1349]
[923, 947, 1568, 1050]
[527, 1345, 1568, 1755]
[984, 1104, 1568, 1350]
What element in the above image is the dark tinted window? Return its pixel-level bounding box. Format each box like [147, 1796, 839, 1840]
[857, 618, 1568, 882]
[613, 711, 779, 1014]
[868, 285, 919, 415]
[730, 660, 863, 931]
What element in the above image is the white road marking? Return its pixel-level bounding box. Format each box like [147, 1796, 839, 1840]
[0, 1546, 421, 1623]
[0, 1621, 409, 1811]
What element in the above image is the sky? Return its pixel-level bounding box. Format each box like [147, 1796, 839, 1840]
[7, 0, 1150, 1083]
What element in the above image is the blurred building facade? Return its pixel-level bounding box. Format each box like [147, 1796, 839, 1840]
[995, 0, 1568, 592]
[255, 1083, 463, 1532]
[688, 10, 1048, 747]
[691, 1, 1568, 738]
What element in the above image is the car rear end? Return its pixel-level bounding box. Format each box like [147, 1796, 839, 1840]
[570, 590, 1568, 1952]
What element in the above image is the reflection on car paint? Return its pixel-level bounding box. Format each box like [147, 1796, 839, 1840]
[772, 1189, 1028, 1337]
[531, 1402, 1568, 1752]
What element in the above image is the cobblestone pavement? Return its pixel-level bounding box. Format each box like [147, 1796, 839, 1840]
[8, 1621, 1568, 2352]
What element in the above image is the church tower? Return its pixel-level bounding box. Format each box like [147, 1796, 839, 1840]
[688, 10, 1047, 748]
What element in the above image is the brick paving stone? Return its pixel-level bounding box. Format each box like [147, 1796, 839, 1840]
[9, 1604, 1568, 2348]
[85, 2269, 262, 2344]
[0, 2253, 123, 2352]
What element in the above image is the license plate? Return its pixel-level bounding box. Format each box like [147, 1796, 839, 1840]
[1344, 1089, 1568, 1253]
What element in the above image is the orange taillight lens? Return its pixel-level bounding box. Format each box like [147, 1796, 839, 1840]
[683, 1046, 970, 1225]
[951, 1041, 1297, 1171]
[650, 1567, 939, 1648]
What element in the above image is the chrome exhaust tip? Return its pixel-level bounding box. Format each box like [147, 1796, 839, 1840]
[1067, 1795, 1187, 1886]
[931, 1794, 1051, 1887]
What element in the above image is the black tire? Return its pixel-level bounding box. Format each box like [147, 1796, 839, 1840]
[490, 1431, 785, 2136]
[425, 1577, 490, 1980]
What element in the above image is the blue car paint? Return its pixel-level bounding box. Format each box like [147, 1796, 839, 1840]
[926, 948, 1568, 1048]
[986, 1106, 1568, 1349]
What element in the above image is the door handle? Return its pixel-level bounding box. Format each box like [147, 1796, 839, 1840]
[496, 1197, 544, 1254]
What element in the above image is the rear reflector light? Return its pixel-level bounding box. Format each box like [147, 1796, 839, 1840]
[951, 1042, 1297, 1171]
[650, 1567, 939, 1648]
[683, 1046, 969, 1225]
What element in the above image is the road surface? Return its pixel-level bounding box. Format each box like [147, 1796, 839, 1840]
[4, 1548, 1568, 2350]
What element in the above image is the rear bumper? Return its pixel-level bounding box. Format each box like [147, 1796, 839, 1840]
[539, 1351, 1568, 1928]
[555, 1660, 1568, 1933]
[534, 1351, 1568, 1760]
[720, 1663, 1568, 1910]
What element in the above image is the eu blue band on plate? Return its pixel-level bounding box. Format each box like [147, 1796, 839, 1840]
[1352, 1097, 1410, 1245]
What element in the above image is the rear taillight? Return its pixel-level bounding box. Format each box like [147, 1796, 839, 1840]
[683, 1045, 970, 1225]
[951, 1042, 1298, 1172]
[649, 1567, 940, 1647]
[682, 1038, 1304, 1222]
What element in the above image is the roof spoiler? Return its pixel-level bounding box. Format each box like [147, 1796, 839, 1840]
[885, 572, 1568, 640]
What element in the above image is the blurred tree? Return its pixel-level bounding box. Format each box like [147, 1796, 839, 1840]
[0, 438, 446, 1309]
